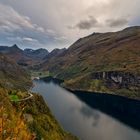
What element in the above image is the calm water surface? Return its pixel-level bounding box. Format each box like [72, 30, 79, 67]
[31, 80, 140, 140]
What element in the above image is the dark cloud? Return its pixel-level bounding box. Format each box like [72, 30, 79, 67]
[106, 18, 128, 27]
[75, 16, 99, 30]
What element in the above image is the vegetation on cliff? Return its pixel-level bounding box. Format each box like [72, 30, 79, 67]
[0, 88, 78, 140]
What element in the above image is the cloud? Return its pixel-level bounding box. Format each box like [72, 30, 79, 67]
[0, 4, 34, 32]
[0, 3, 48, 35]
[0, 3, 51, 36]
[75, 16, 99, 30]
[0, 3, 69, 50]
[106, 18, 129, 27]
[54, 36, 68, 42]
[46, 29, 56, 36]
[0, 0, 140, 50]
[22, 37, 39, 42]
[7, 37, 39, 43]
[36, 27, 45, 33]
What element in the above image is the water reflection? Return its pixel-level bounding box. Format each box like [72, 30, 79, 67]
[32, 80, 140, 140]
[70, 90, 140, 131]
[80, 105, 100, 126]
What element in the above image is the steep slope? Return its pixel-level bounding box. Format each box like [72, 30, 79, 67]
[0, 44, 23, 62]
[0, 53, 31, 90]
[41, 26, 140, 99]
[0, 89, 78, 140]
[0, 54, 77, 140]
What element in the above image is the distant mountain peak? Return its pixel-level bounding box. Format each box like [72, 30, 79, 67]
[23, 47, 49, 60]
[10, 44, 23, 52]
[11, 44, 19, 49]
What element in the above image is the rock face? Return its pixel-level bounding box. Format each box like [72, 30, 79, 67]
[91, 71, 140, 90]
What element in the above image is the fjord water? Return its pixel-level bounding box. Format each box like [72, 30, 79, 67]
[31, 80, 140, 140]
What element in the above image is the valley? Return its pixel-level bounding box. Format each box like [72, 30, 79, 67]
[0, 0, 140, 139]
[1, 27, 140, 100]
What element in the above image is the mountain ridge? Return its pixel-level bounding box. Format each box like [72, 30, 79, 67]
[39, 26, 140, 99]
[0, 45, 49, 66]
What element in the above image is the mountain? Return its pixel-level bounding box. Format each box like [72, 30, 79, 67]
[0, 45, 49, 66]
[40, 26, 140, 99]
[0, 44, 23, 62]
[43, 48, 66, 60]
[17, 48, 49, 67]
[24, 48, 49, 60]
[0, 53, 31, 90]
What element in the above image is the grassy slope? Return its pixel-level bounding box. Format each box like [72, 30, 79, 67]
[42, 26, 140, 76]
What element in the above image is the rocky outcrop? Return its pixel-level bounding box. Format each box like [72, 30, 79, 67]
[91, 71, 140, 90]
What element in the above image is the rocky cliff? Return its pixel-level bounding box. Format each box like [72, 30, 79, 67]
[91, 71, 140, 90]
[64, 71, 140, 99]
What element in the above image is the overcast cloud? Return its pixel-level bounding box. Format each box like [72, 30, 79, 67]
[0, 0, 139, 50]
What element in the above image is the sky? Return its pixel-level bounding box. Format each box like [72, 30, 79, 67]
[0, 0, 140, 51]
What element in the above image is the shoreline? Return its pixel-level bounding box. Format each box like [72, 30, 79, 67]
[33, 76, 140, 101]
